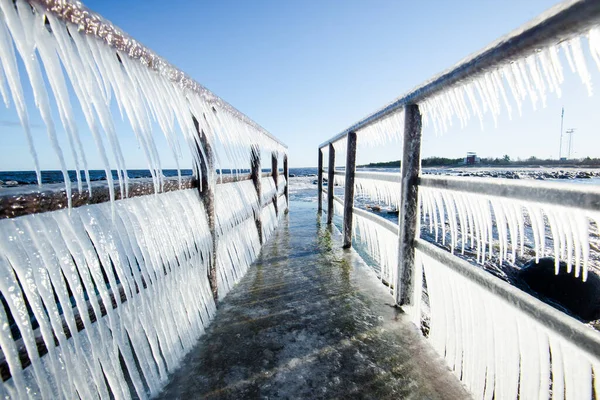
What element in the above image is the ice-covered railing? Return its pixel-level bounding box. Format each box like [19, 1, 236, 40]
[0, 0, 289, 398]
[0, 0, 287, 202]
[317, 1, 600, 398]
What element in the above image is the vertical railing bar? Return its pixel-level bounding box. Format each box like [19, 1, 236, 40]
[343, 131, 357, 248]
[396, 104, 422, 306]
[283, 154, 289, 212]
[251, 146, 263, 245]
[317, 149, 324, 213]
[327, 143, 335, 224]
[193, 115, 218, 301]
[272, 152, 279, 216]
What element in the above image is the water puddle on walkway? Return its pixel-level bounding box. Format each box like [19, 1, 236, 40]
[157, 201, 470, 399]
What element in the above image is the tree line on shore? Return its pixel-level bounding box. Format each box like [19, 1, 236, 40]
[360, 156, 600, 168]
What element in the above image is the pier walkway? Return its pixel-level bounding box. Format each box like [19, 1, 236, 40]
[158, 202, 469, 399]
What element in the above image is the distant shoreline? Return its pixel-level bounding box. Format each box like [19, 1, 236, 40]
[360, 158, 600, 169]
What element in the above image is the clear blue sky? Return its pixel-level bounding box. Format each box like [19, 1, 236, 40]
[4, 0, 600, 170]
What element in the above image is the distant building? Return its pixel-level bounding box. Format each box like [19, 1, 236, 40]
[464, 152, 480, 165]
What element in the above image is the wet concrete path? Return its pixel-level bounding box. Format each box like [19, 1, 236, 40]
[157, 202, 470, 399]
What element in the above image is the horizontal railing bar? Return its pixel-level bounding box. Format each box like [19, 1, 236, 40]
[353, 206, 399, 236]
[355, 171, 401, 183]
[0, 173, 261, 219]
[333, 195, 343, 205]
[415, 239, 600, 361]
[419, 175, 600, 211]
[0, 177, 194, 219]
[335, 171, 402, 184]
[29, 0, 287, 149]
[319, 0, 600, 148]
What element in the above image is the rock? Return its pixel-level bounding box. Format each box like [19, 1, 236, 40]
[518, 257, 600, 322]
[5, 180, 18, 186]
[576, 172, 591, 179]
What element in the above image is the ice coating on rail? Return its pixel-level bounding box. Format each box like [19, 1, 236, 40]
[355, 109, 404, 147]
[277, 195, 288, 217]
[352, 211, 399, 299]
[419, 30, 600, 134]
[261, 202, 278, 242]
[216, 217, 262, 300]
[0, 189, 218, 399]
[419, 184, 597, 281]
[354, 176, 401, 208]
[214, 179, 283, 300]
[413, 249, 599, 400]
[277, 174, 287, 196]
[332, 173, 345, 188]
[0, 0, 285, 203]
[215, 180, 260, 236]
[261, 176, 277, 205]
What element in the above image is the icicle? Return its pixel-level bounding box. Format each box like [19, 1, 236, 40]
[354, 174, 401, 208]
[0, 0, 286, 206]
[0, 189, 219, 398]
[419, 180, 595, 280]
[215, 180, 260, 236]
[417, 22, 600, 132]
[217, 217, 262, 300]
[333, 195, 344, 217]
[352, 210, 398, 297]
[261, 176, 278, 205]
[355, 109, 404, 147]
[332, 173, 345, 188]
[418, 249, 600, 400]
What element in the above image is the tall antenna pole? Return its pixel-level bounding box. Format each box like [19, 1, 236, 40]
[567, 128, 575, 159]
[559, 107, 564, 159]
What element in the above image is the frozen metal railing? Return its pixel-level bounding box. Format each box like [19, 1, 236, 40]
[415, 239, 600, 361]
[419, 174, 600, 211]
[27, 0, 287, 150]
[317, 1, 600, 397]
[0, 1, 290, 395]
[317, 0, 600, 305]
[318, 0, 600, 148]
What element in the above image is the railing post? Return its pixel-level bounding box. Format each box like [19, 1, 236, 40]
[327, 143, 335, 224]
[193, 115, 218, 301]
[343, 131, 357, 248]
[251, 146, 263, 245]
[317, 148, 323, 213]
[272, 152, 279, 216]
[396, 104, 422, 306]
[283, 154, 289, 212]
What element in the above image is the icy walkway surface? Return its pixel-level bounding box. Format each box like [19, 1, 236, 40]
[157, 202, 469, 399]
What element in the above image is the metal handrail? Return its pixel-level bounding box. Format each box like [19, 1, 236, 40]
[329, 171, 600, 212]
[353, 206, 399, 236]
[335, 170, 402, 183]
[419, 175, 600, 211]
[415, 239, 600, 362]
[29, 0, 287, 149]
[319, 0, 600, 148]
[355, 171, 401, 183]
